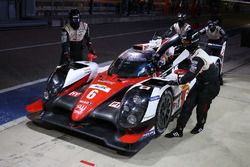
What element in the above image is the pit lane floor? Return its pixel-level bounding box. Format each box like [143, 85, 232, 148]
[0, 35, 250, 167]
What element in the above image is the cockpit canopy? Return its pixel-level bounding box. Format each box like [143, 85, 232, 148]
[108, 48, 156, 78]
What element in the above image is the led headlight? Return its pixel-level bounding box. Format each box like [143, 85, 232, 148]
[123, 104, 130, 112]
[131, 107, 139, 112]
[52, 74, 60, 85]
[43, 73, 64, 101]
[127, 114, 137, 125]
[119, 93, 149, 128]
[133, 95, 143, 105]
[43, 91, 49, 100]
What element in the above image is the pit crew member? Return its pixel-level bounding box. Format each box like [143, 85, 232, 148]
[60, 9, 95, 64]
[162, 13, 191, 38]
[164, 30, 220, 138]
[199, 20, 227, 56]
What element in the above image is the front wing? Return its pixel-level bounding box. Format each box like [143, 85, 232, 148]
[28, 109, 155, 153]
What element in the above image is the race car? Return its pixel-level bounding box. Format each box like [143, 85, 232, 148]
[206, 41, 227, 85]
[147, 33, 225, 85]
[26, 44, 194, 154]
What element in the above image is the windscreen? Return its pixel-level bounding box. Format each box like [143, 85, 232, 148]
[108, 49, 154, 78]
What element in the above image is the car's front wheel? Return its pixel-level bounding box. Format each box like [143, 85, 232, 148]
[155, 90, 173, 136]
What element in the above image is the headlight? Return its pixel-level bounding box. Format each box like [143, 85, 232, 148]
[43, 73, 64, 101]
[52, 74, 60, 85]
[43, 91, 49, 100]
[127, 114, 137, 125]
[119, 94, 149, 129]
[133, 95, 143, 105]
[123, 104, 130, 112]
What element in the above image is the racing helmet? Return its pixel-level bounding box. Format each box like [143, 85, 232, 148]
[208, 20, 216, 32]
[69, 9, 81, 30]
[177, 13, 186, 28]
[181, 29, 199, 53]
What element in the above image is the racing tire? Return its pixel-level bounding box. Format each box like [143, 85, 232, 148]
[219, 74, 223, 85]
[216, 60, 223, 85]
[155, 90, 173, 136]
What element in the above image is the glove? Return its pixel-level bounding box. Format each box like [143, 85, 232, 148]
[166, 80, 179, 85]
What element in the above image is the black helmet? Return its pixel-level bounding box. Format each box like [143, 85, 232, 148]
[181, 29, 199, 53]
[177, 13, 186, 28]
[69, 9, 81, 30]
[208, 20, 216, 32]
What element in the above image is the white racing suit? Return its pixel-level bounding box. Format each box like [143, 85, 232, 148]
[60, 21, 94, 64]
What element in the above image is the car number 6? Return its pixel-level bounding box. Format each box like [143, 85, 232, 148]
[86, 90, 99, 99]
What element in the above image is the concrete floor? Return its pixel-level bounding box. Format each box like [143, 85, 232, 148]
[0, 35, 250, 167]
[0, 72, 250, 167]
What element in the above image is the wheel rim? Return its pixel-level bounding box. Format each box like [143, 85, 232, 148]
[156, 93, 172, 133]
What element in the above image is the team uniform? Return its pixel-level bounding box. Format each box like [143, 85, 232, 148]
[162, 13, 191, 38]
[199, 24, 227, 56]
[176, 48, 220, 133]
[164, 30, 220, 138]
[166, 22, 191, 37]
[60, 9, 94, 65]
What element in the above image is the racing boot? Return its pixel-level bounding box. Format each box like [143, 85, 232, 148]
[165, 128, 183, 138]
[190, 124, 204, 134]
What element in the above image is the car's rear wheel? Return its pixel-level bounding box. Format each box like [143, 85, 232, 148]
[216, 60, 223, 85]
[155, 90, 173, 136]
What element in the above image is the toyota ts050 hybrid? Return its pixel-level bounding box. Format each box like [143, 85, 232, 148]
[26, 36, 199, 154]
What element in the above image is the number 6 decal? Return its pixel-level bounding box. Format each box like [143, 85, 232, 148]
[86, 90, 99, 99]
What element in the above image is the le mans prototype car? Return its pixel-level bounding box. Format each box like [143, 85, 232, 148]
[26, 35, 220, 154]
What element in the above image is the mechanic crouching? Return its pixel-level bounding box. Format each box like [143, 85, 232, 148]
[164, 30, 220, 138]
[60, 9, 95, 64]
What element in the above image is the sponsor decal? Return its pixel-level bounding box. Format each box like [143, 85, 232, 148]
[68, 91, 82, 97]
[61, 32, 67, 43]
[142, 128, 156, 139]
[79, 100, 92, 105]
[127, 57, 147, 61]
[139, 85, 151, 90]
[74, 104, 87, 114]
[98, 80, 115, 85]
[193, 60, 198, 65]
[180, 84, 190, 105]
[109, 101, 121, 108]
[89, 84, 111, 93]
[173, 98, 180, 111]
[149, 95, 160, 101]
[190, 62, 198, 73]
